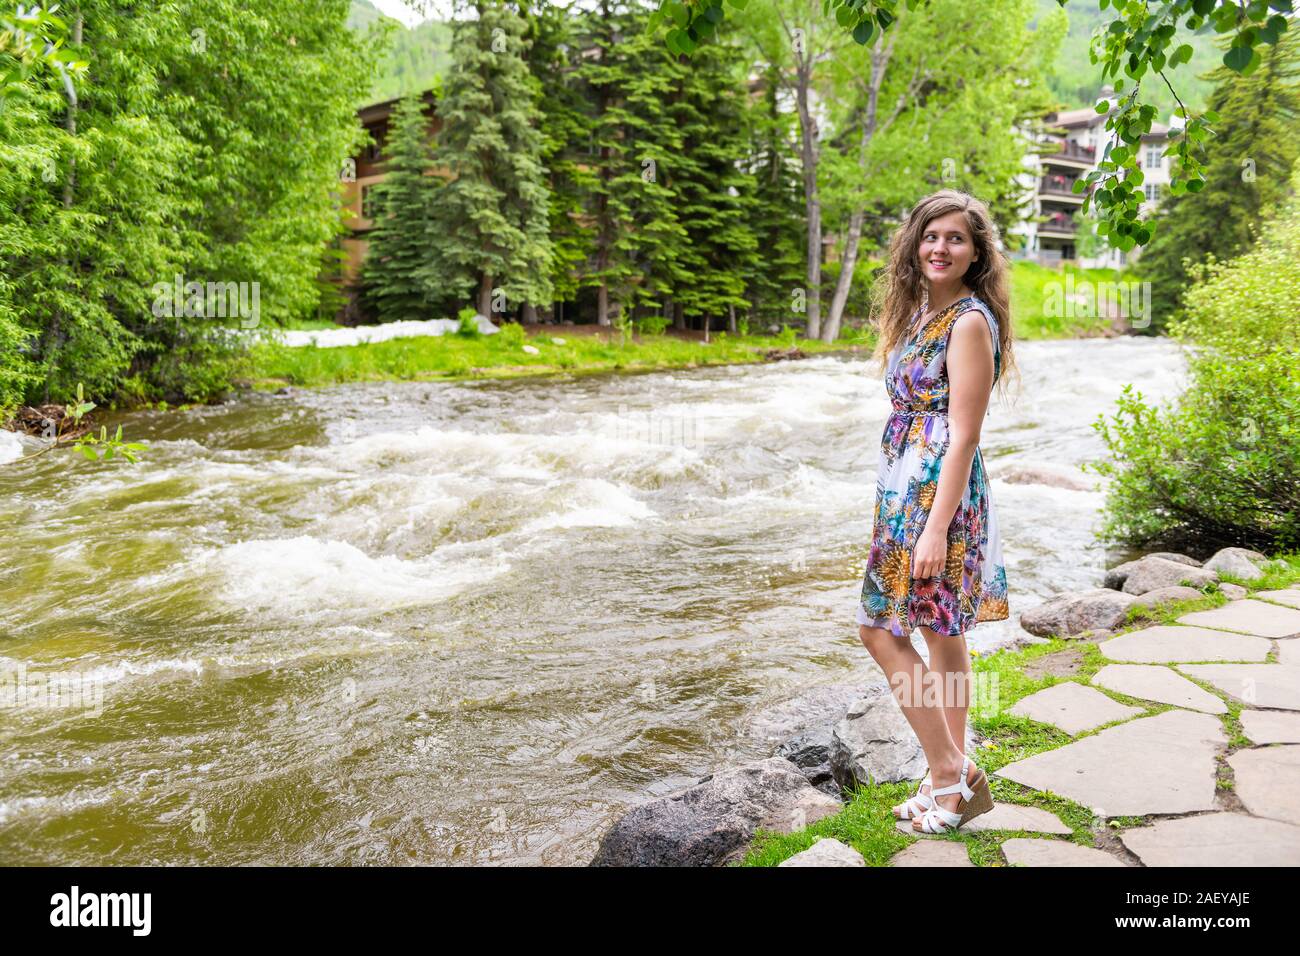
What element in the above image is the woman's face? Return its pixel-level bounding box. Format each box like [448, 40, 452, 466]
[917, 210, 977, 287]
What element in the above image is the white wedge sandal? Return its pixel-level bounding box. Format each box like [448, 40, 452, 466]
[891, 770, 935, 820]
[911, 756, 994, 833]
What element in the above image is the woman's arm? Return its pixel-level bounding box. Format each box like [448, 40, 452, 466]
[911, 310, 997, 580]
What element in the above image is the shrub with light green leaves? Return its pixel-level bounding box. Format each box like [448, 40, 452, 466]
[1090, 165, 1300, 553]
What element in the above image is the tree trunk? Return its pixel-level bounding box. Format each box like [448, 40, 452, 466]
[824, 40, 899, 343]
[794, 53, 822, 341]
[822, 208, 864, 343]
[522, 302, 537, 323]
[477, 273, 493, 317]
[597, 282, 610, 326]
[728, 303, 736, 333]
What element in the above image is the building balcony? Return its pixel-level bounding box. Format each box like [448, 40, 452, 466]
[1038, 214, 1077, 237]
[1038, 175, 1085, 202]
[1041, 139, 1096, 169]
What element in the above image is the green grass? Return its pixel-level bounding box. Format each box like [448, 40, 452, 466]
[248, 260, 1140, 391]
[246, 326, 871, 391]
[738, 551, 1300, 867]
[1010, 260, 1128, 338]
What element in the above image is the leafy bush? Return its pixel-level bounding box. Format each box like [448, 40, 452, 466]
[456, 306, 481, 338]
[495, 321, 526, 349]
[633, 311, 671, 336]
[1090, 165, 1300, 553]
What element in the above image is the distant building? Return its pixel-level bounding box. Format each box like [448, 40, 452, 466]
[338, 91, 442, 296]
[1011, 90, 1173, 269]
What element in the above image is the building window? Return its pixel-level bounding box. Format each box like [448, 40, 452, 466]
[361, 184, 379, 220]
[1144, 183, 1159, 202]
[1145, 146, 1161, 168]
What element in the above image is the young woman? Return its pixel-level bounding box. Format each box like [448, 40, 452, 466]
[855, 189, 1017, 834]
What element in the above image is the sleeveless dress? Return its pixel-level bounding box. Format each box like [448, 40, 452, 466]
[856, 294, 1010, 637]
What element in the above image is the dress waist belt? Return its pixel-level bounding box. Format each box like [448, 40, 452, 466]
[890, 405, 948, 416]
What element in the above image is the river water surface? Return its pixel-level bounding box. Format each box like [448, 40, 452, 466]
[0, 336, 1189, 864]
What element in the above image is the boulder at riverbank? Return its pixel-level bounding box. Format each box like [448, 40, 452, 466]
[588, 757, 842, 867]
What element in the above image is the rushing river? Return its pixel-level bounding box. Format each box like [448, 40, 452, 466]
[0, 336, 1189, 865]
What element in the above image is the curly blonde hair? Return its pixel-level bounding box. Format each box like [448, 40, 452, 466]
[870, 189, 1018, 404]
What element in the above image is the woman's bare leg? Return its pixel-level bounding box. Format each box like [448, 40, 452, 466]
[858, 623, 965, 813]
[917, 624, 976, 817]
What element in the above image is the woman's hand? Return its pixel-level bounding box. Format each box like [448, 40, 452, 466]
[911, 525, 948, 580]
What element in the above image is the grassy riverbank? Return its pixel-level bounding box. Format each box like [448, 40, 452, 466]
[739, 550, 1300, 867]
[246, 326, 870, 391]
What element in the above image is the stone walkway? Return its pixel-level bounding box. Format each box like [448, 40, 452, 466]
[788, 588, 1300, 867]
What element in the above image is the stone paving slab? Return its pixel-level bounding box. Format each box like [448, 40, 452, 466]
[889, 841, 975, 866]
[895, 801, 1072, 839]
[1001, 838, 1129, 867]
[779, 837, 866, 867]
[1009, 681, 1144, 735]
[1239, 710, 1300, 744]
[1255, 588, 1300, 610]
[1091, 664, 1227, 714]
[1279, 640, 1300, 666]
[1176, 599, 1300, 639]
[994, 709, 1226, 817]
[1099, 625, 1272, 664]
[1119, 812, 1300, 866]
[1176, 664, 1300, 711]
[1228, 745, 1300, 827]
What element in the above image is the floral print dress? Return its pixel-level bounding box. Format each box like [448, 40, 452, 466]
[857, 294, 1010, 637]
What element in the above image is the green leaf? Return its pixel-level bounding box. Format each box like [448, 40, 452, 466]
[666, 1, 689, 28]
[703, 4, 725, 23]
[852, 19, 875, 44]
[1171, 43, 1193, 65]
[1223, 44, 1255, 72]
[79, 444, 97, 461]
[836, 4, 855, 27]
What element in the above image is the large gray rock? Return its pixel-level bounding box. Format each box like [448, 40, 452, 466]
[828, 683, 974, 792]
[775, 727, 841, 798]
[1120, 556, 1218, 595]
[1019, 588, 1139, 638]
[1103, 552, 1200, 590]
[588, 757, 842, 867]
[745, 682, 866, 797]
[998, 465, 1095, 491]
[1131, 585, 1205, 609]
[1203, 547, 1267, 581]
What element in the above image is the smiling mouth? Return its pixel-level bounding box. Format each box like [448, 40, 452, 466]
[929, 260, 951, 268]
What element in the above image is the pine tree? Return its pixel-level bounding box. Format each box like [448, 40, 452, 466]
[427, 0, 554, 318]
[662, 19, 761, 332]
[573, 1, 690, 327]
[520, 2, 597, 323]
[1137, 29, 1300, 331]
[359, 90, 442, 323]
